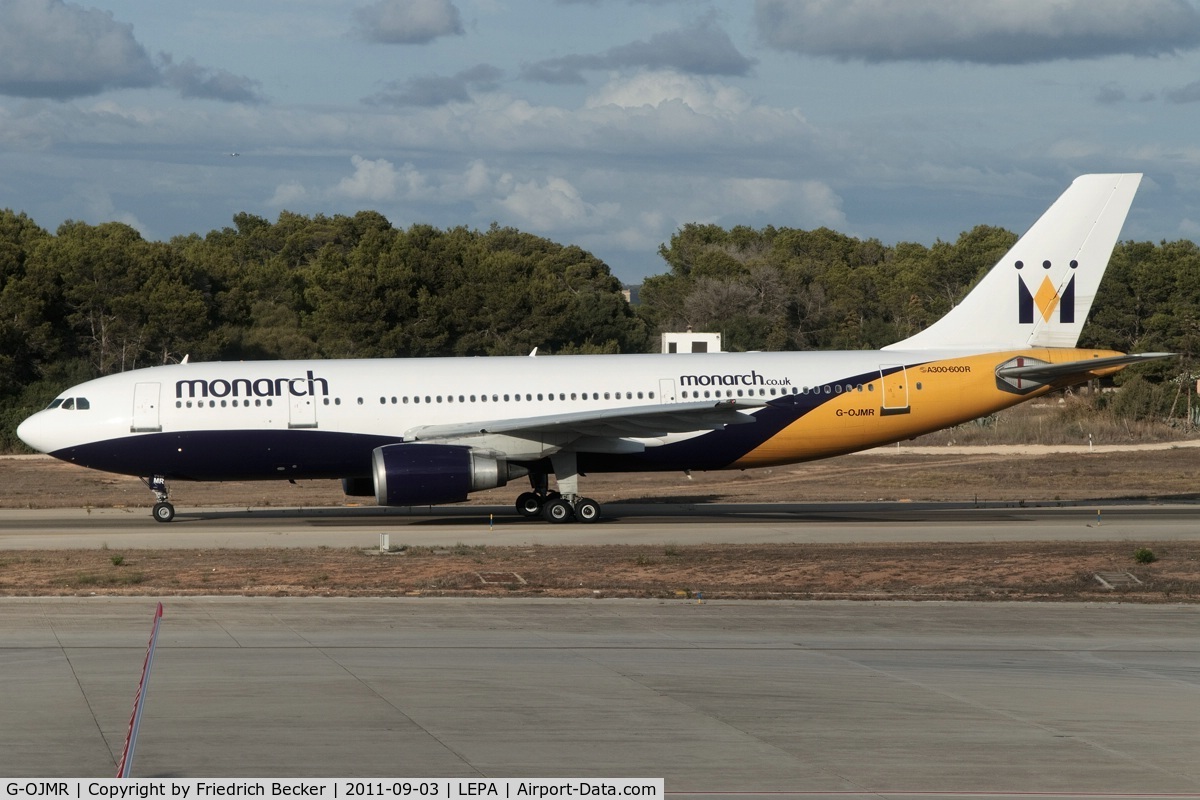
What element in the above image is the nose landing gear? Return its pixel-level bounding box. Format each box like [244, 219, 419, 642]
[141, 476, 175, 523]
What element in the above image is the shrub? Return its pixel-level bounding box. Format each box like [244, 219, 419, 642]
[1133, 547, 1157, 564]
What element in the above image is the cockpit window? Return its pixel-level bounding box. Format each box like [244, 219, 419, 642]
[48, 397, 90, 410]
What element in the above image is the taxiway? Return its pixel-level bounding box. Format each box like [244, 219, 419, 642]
[1, 501, 1199, 548]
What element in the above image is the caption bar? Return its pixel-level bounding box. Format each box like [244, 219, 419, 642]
[4, 781, 663, 800]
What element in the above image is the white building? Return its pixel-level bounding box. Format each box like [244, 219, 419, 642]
[661, 330, 722, 354]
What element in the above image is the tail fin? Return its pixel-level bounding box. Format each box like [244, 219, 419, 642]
[883, 173, 1142, 352]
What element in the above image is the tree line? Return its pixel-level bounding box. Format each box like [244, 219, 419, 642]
[3, 207, 1198, 450]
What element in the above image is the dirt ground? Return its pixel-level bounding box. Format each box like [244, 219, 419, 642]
[6, 444, 1200, 510]
[3, 447, 1200, 601]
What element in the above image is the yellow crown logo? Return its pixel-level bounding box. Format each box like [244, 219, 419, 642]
[1033, 276, 1060, 322]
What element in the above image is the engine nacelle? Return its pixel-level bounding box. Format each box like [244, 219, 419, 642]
[372, 443, 514, 507]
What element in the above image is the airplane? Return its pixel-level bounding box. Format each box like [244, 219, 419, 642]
[16, 173, 1168, 524]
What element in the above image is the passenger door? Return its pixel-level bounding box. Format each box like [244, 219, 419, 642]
[131, 382, 163, 432]
[879, 365, 911, 415]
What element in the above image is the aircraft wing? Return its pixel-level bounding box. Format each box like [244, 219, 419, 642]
[995, 352, 1173, 382]
[404, 399, 763, 442]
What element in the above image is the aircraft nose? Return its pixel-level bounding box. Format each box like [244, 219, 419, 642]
[16, 411, 54, 453]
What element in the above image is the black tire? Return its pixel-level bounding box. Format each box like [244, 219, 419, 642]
[573, 498, 601, 523]
[542, 498, 574, 524]
[515, 492, 542, 518]
[152, 502, 175, 523]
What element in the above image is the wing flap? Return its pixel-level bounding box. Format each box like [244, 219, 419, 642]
[404, 399, 762, 443]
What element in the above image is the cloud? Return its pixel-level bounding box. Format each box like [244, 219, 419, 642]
[1094, 83, 1129, 105]
[333, 155, 427, 202]
[724, 177, 831, 217]
[755, 0, 1200, 64]
[0, 0, 158, 99]
[521, 15, 754, 84]
[496, 174, 618, 231]
[585, 70, 754, 117]
[0, 0, 265, 103]
[160, 56, 266, 104]
[272, 155, 429, 206]
[354, 0, 464, 45]
[364, 64, 502, 107]
[1166, 80, 1200, 103]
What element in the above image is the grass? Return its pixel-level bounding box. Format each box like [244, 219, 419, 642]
[913, 393, 1195, 447]
[69, 571, 146, 587]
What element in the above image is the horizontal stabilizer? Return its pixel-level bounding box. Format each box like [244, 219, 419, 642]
[995, 352, 1174, 382]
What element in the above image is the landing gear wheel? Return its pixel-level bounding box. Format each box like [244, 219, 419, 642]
[573, 497, 601, 523]
[515, 492, 542, 518]
[152, 501, 176, 523]
[542, 498, 575, 524]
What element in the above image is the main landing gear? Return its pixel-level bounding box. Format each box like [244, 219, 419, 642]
[141, 475, 175, 523]
[514, 453, 601, 524]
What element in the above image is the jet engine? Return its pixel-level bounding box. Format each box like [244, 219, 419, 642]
[371, 443, 522, 506]
[340, 477, 374, 497]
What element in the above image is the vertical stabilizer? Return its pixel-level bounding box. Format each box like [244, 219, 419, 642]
[883, 173, 1142, 352]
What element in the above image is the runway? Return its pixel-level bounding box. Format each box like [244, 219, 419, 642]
[4, 505, 1199, 795]
[1, 501, 1199, 548]
[1, 597, 1197, 796]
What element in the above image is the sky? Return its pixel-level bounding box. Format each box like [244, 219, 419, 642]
[4, 0, 1200, 284]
